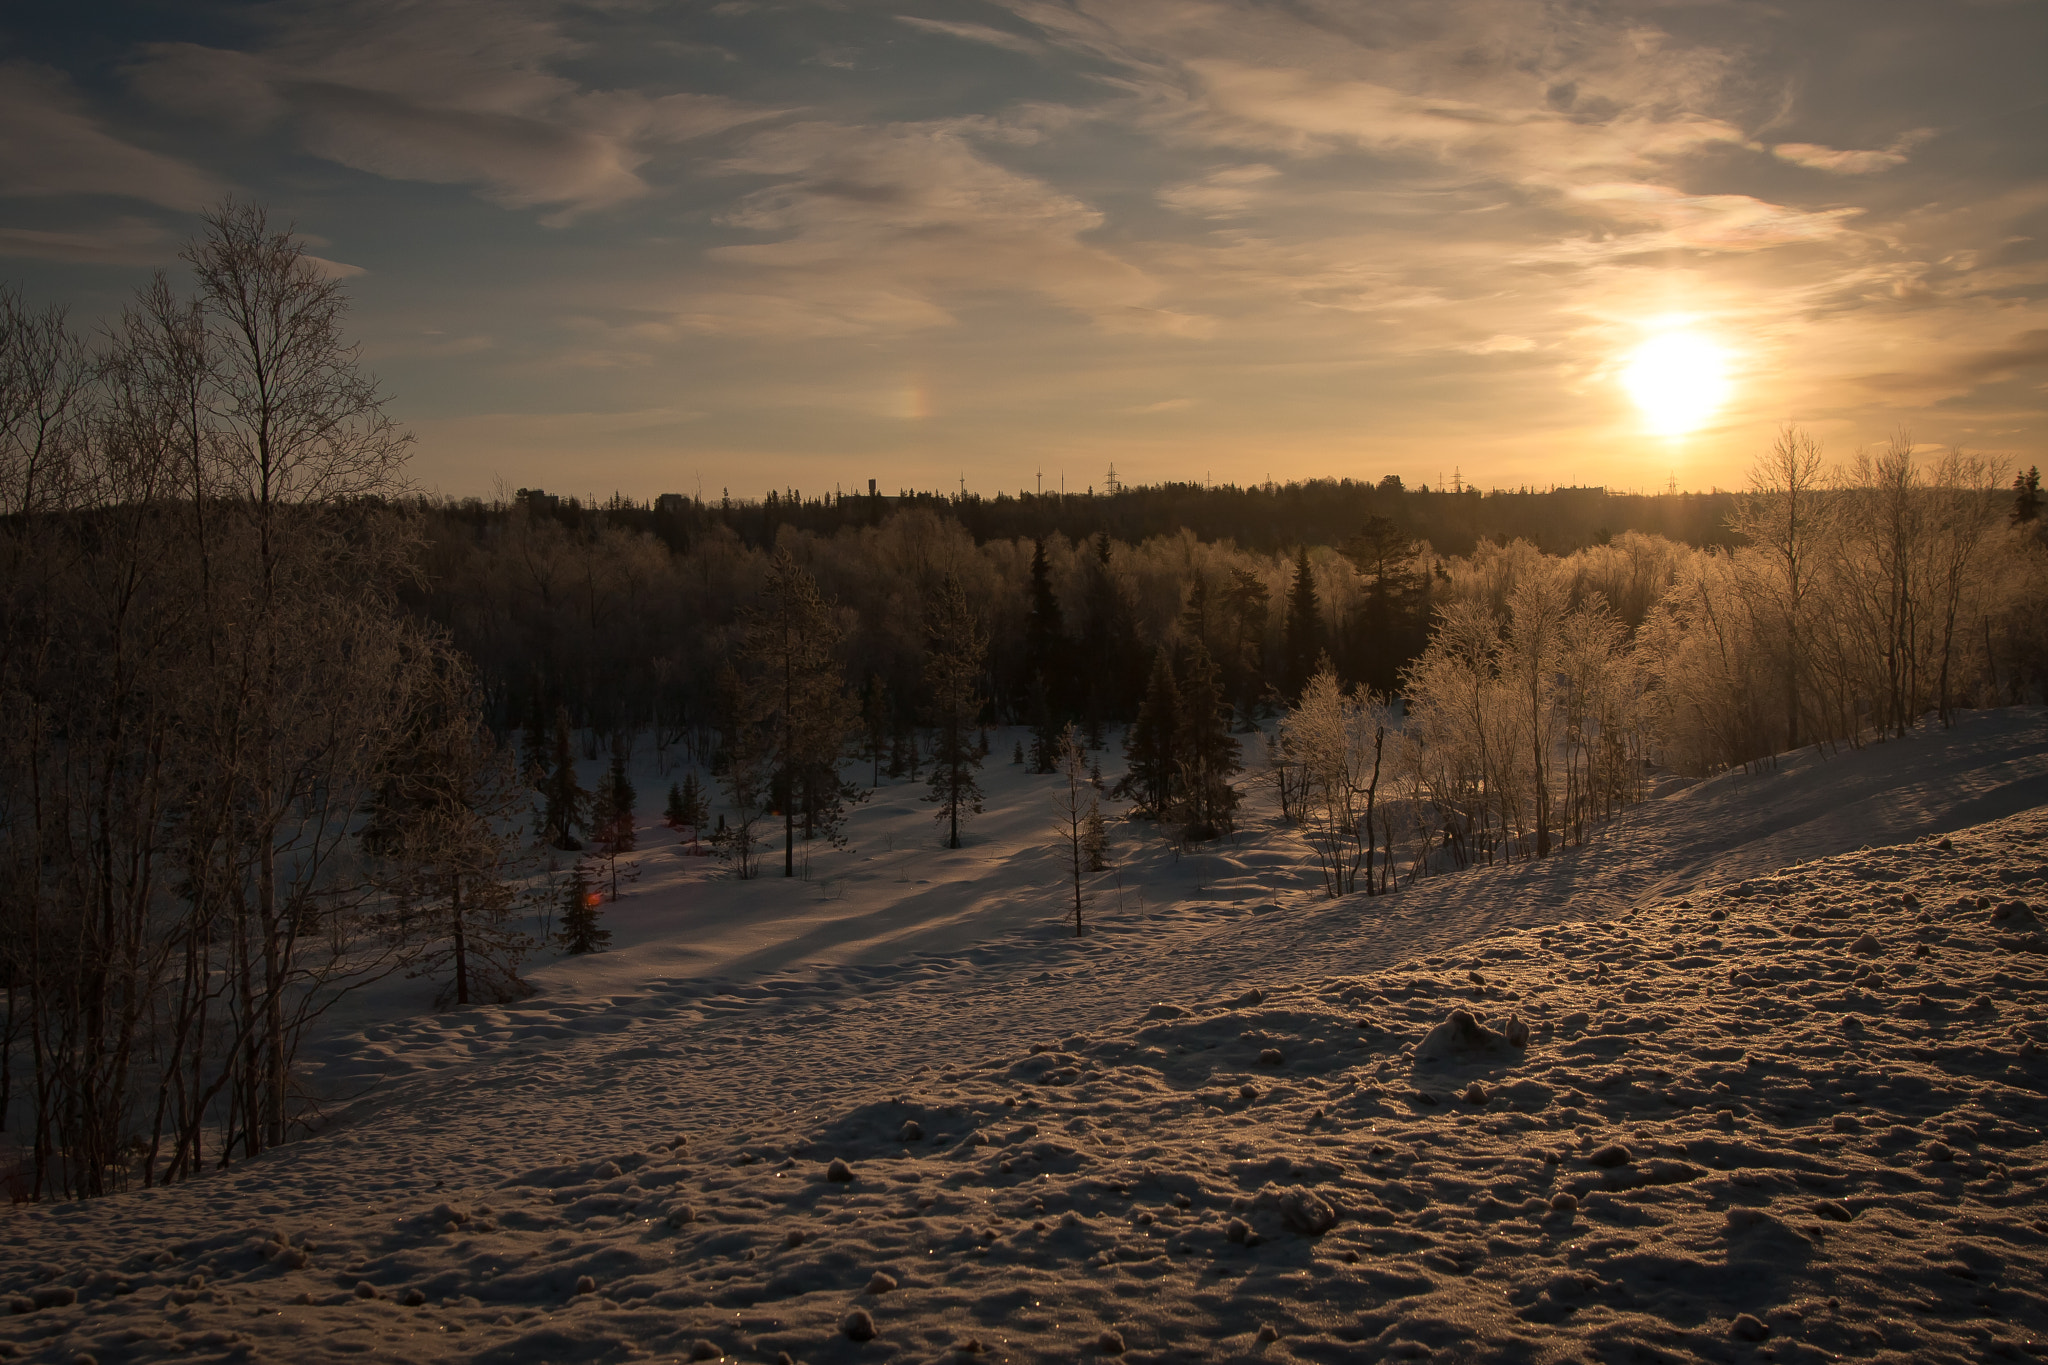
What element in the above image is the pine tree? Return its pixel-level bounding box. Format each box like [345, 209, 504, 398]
[1176, 639, 1242, 840]
[923, 574, 987, 848]
[1013, 740, 1025, 764]
[556, 863, 610, 954]
[1281, 545, 1324, 701]
[1117, 650, 1179, 818]
[541, 705, 586, 850]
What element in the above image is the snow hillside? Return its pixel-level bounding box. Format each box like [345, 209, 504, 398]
[1, 709, 2045, 1364]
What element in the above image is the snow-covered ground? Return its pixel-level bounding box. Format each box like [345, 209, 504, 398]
[4, 709, 2046, 1364]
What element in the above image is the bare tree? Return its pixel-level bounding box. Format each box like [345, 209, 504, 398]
[1729, 426, 1834, 753]
[1050, 724, 1095, 935]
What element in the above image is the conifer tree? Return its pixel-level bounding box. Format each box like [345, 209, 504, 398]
[666, 772, 708, 848]
[1282, 545, 1324, 701]
[1013, 740, 1025, 764]
[588, 732, 638, 899]
[1117, 650, 1179, 818]
[1176, 639, 1242, 839]
[541, 705, 586, 850]
[556, 863, 610, 954]
[861, 673, 891, 786]
[1024, 536, 1065, 703]
[2014, 466, 2042, 525]
[519, 685, 550, 786]
[923, 573, 987, 848]
[1026, 672, 1061, 773]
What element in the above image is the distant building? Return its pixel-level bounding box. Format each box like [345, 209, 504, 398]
[516, 487, 559, 513]
[655, 493, 687, 514]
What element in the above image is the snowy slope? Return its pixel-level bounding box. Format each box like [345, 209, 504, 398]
[2, 709, 2045, 1364]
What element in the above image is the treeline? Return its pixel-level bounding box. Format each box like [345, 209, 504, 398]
[1, 208, 532, 1200]
[406, 501, 1445, 757]
[495, 477, 1741, 560]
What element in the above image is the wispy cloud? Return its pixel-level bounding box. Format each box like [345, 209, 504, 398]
[895, 15, 1041, 55]
[0, 217, 173, 265]
[128, 1, 784, 223]
[684, 119, 1205, 337]
[0, 63, 222, 211]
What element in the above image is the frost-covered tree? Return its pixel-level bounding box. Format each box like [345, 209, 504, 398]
[740, 549, 855, 875]
[371, 686, 537, 1009]
[923, 574, 987, 848]
[1279, 665, 1392, 897]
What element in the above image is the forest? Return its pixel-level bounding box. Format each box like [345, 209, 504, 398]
[5, 209, 2048, 1201]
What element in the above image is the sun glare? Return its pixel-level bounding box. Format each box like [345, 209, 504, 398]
[1621, 331, 1732, 436]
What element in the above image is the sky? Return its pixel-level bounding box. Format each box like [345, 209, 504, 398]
[2, 0, 2045, 500]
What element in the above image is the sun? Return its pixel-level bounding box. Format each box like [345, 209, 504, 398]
[1620, 330, 1732, 436]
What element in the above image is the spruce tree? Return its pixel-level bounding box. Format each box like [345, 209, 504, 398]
[556, 863, 610, 954]
[1024, 536, 1065, 705]
[923, 574, 987, 848]
[1176, 639, 1242, 840]
[589, 732, 638, 899]
[2015, 466, 2042, 525]
[519, 685, 550, 787]
[1117, 650, 1179, 818]
[1026, 672, 1060, 773]
[861, 673, 890, 786]
[541, 705, 586, 850]
[1281, 545, 1324, 701]
[666, 772, 708, 848]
